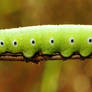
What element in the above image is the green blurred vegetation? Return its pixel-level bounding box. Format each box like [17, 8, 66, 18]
[41, 60, 62, 92]
[0, 0, 92, 92]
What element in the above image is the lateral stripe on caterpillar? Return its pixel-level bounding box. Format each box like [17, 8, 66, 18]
[0, 25, 92, 62]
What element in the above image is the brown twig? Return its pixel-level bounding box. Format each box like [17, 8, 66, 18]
[0, 53, 91, 63]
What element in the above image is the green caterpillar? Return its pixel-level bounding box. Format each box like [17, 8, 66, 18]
[0, 25, 92, 62]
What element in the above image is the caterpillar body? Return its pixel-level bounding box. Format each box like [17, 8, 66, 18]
[0, 25, 92, 62]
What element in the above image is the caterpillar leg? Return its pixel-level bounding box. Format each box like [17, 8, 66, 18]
[42, 51, 55, 60]
[24, 57, 40, 64]
[23, 55, 40, 63]
[60, 50, 73, 59]
[79, 50, 91, 60]
[23, 52, 40, 63]
[80, 50, 91, 57]
[23, 56, 31, 63]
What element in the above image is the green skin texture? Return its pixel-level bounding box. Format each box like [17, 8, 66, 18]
[0, 31, 8, 54]
[0, 25, 92, 59]
[5, 26, 41, 58]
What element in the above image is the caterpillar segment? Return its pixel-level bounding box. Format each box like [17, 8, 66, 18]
[0, 25, 92, 62]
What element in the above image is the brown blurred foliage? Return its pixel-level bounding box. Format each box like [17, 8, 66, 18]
[0, 0, 92, 92]
[0, 0, 92, 28]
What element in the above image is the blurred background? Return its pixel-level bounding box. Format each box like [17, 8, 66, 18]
[0, 0, 92, 92]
